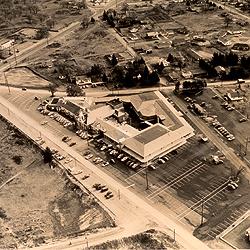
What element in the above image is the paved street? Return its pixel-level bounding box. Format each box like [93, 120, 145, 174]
[0, 93, 211, 249]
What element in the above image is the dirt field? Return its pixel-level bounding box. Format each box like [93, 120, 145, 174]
[0, 117, 114, 249]
[0, 67, 51, 89]
[90, 229, 181, 250]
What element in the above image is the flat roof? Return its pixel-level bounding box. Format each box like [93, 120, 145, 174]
[133, 124, 168, 144]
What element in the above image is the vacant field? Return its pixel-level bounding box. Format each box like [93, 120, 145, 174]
[90, 229, 181, 250]
[0, 67, 50, 89]
[0, 117, 114, 249]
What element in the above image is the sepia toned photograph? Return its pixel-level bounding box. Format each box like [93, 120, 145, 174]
[0, 0, 250, 249]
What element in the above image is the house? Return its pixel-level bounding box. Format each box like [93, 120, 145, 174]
[76, 76, 92, 86]
[145, 32, 159, 39]
[0, 40, 14, 50]
[214, 66, 226, 75]
[226, 91, 244, 102]
[191, 69, 207, 78]
[181, 70, 193, 79]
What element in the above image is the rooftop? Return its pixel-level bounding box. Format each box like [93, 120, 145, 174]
[133, 124, 169, 144]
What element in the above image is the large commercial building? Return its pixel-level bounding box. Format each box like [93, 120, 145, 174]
[54, 91, 194, 163]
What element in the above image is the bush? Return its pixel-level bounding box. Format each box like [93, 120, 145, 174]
[12, 155, 23, 165]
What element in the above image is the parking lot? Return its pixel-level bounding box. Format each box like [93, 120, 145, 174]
[3, 88, 250, 242]
[81, 132, 250, 240]
[222, 213, 250, 249]
[187, 88, 250, 162]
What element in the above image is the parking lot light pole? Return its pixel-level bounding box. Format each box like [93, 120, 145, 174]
[201, 198, 204, 226]
[145, 168, 149, 190]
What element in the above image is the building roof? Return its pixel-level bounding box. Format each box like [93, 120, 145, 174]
[61, 100, 81, 115]
[133, 124, 169, 144]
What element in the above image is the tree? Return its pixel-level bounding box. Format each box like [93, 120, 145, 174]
[102, 73, 108, 83]
[167, 53, 174, 63]
[111, 54, 118, 66]
[81, 17, 89, 28]
[66, 84, 83, 96]
[174, 81, 180, 92]
[48, 84, 57, 97]
[224, 15, 233, 27]
[35, 27, 49, 40]
[42, 147, 53, 165]
[149, 71, 160, 84]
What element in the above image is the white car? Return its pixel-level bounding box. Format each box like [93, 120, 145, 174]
[149, 165, 156, 170]
[245, 227, 250, 241]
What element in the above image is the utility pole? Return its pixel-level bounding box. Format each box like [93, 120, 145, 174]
[200, 198, 204, 226]
[245, 137, 249, 156]
[3, 72, 10, 94]
[145, 167, 149, 190]
[118, 189, 120, 199]
[12, 44, 17, 66]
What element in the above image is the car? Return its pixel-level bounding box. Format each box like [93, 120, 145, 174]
[93, 183, 101, 189]
[22, 88, 27, 91]
[41, 120, 48, 125]
[227, 136, 235, 141]
[121, 156, 128, 162]
[163, 156, 169, 161]
[200, 102, 206, 107]
[62, 136, 68, 142]
[34, 96, 39, 100]
[157, 158, 165, 164]
[100, 187, 108, 192]
[227, 106, 235, 111]
[110, 158, 115, 164]
[105, 193, 114, 199]
[82, 175, 90, 180]
[69, 142, 76, 147]
[105, 191, 112, 196]
[96, 158, 103, 164]
[131, 163, 139, 169]
[212, 95, 219, 99]
[227, 181, 238, 190]
[239, 117, 247, 123]
[102, 162, 109, 167]
[117, 154, 124, 159]
[100, 145, 107, 151]
[148, 165, 156, 170]
[96, 185, 105, 191]
[85, 154, 93, 160]
[245, 227, 250, 241]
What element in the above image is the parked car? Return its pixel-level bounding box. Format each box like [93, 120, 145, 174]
[239, 117, 247, 123]
[245, 227, 250, 241]
[100, 187, 108, 193]
[158, 158, 165, 164]
[69, 142, 76, 147]
[110, 158, 116, 164]
[148, 165, 156, 170]
[102, 162, 109, 167]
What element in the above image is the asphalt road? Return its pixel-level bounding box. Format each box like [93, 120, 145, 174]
[0, 88, 210, 250]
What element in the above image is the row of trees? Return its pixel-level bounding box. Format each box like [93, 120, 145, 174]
[199, 52, 250, 80]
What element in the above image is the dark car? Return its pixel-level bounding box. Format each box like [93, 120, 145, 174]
[100, 187, 108, 193]
[69, 142, 76, 147]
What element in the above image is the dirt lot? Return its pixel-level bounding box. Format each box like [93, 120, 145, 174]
[0, 67, 50, 89]
[27, 23, 129, 87]
[0, 117, 114, 249]
[90, 229, 181, 250]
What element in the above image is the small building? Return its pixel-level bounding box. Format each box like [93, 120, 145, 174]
[226, 92, 244, 102]
[214, 66, 226, 75]
[181, 70, 193, 79]
[145, 32, 159, 39]
[76, 76, 92, 86]
[0, 39, 14, 50]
